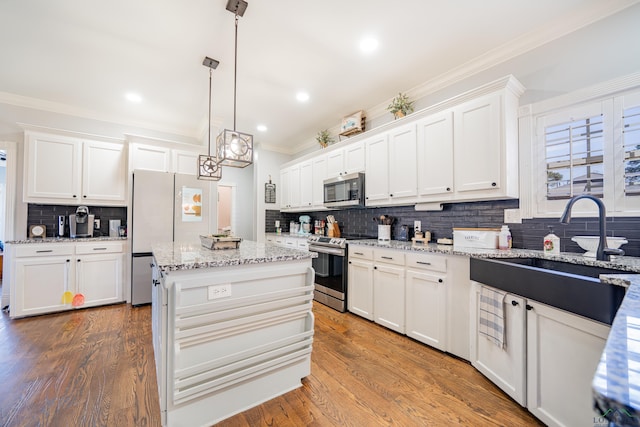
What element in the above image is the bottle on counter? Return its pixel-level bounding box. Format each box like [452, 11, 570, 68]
[498, 225, 512, 250]
[543, 226, 560, 255]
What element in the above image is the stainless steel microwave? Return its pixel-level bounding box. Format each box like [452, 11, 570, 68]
[323, 172, 365, 208]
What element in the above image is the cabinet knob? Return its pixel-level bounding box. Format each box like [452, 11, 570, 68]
[390, 194, 393, 197]
[83, 195, 87, 198]
[438, 278, 443, 283]
[374, 266, 377, 270]
[446, 187, 451, 192]
[491, 182, 497, 187]
[526, 304, 533, 311]
[66, 259, 71, 262]
[77, 259, 81, 263]
[348, 261, 352, 264]
[511, 300, 519, 306]
[73, 195, 77, 198]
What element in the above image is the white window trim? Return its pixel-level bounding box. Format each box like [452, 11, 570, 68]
[519, 72, 640, 219]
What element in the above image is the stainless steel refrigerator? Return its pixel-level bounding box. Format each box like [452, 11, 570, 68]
[131, 170, 211, 305]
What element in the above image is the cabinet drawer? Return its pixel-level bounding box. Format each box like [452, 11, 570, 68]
[75, 241, 124, 255]
[14, 244, 74, 257]
[406, 253, 447, 273]
[374, 249, 405, 266]
[349, 246, 373, 260]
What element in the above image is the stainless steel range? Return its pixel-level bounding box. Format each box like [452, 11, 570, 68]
[307, 235, 348, 312]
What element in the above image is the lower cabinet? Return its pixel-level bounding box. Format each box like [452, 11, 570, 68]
[8, 241, 124, 318]
[347, 246, 374, 320]
[471, 282, 610, 427]
[373, 252, 405, 333]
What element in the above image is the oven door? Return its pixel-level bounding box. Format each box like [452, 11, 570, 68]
[308, 244, 347, 312]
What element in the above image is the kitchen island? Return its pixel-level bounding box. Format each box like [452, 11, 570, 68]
[151, 240, 316, 427]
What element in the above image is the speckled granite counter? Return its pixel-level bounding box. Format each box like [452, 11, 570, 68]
[6, 236, 127, 244]
[348, 239, 640, 425]
[152, 240, 316, 273]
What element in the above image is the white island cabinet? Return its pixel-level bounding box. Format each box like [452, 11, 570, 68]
[151, 240, 315, 427]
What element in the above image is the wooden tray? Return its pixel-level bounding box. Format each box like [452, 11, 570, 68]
[200, 235, 242, 250]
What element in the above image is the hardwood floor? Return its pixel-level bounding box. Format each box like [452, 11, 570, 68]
[0, 302, 543, 427]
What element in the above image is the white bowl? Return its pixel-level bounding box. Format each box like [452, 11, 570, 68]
[571, 236, 628, 257]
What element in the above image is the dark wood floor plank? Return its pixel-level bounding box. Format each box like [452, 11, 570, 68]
[0, 299, 543, 427]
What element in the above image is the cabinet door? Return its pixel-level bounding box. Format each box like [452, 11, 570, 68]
[130, 143, 171, 172]
[344, 142, 365, 174]
[279, 168, 291, 210]
[25, 132, 81, 201]
[347, 258, 374, 320]
[76, 253, 123, 308]
[417, 112, 454, 198]
[373, 262, 405, 333]
[365, 133, 389, 203]
[312, 156, 327, 208]
[82, 140, 126, 203]
[388, 124, 417, 201]
[405, 268, 447, 351]
[526, 301, 609, 427]
[470, 283, 526, 406]
[453, 93, 502, 193]
[289, 164, 301, 208]
[12, 256, 73, 317]
[326, 149, 344, 178]
[172, 149, 201, 175]
[299, 160, 313, 209]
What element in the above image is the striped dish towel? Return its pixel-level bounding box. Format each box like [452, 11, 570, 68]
[479, 285, 507, 349]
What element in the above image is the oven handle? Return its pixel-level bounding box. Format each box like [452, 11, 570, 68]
[308, 245, 345, 256]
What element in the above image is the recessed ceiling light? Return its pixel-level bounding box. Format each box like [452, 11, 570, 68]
[296, 92, 310, 102]
[359, 37, 378, 53]
[125, 92, 142, 103]
[257, 124, 267, 132]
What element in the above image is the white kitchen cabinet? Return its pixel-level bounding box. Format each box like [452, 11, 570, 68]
[24, 131, 126, 205]
[373, 248, 405, 333]
[526, 300, 609, 427]
[311, 155, 327, 208]
[364, 133, 389, 203]
[388, 124, 418, 202]
[405, 252, 447, 351]
[299, 160, 313, 209]
[470, 282, 526, 406]
[171, 149, 202, 175]
[347, 246, 374, 320]
[326, 141, 365, 178]
[279, 168, 291, 210]
[8, 241, 125, 318]
[446, 255, 471, 361]
[130, 142, 172, 172]
[416, 111, 454, 199]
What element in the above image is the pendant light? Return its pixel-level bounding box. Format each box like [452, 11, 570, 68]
[216, 0, 253, 168]
[198, 56, 223, 181]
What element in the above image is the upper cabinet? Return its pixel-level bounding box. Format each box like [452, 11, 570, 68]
[130, 143, 204, 175]
[24, 131, 127, 206]
[279, 75, 524, 211]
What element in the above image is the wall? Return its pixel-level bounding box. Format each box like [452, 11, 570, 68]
[267, 201, 640, 258]
[253, 146, 292, 242]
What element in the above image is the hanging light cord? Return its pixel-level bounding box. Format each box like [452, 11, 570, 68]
[208, 67, 213, 155]
[233, 13, 238, 132]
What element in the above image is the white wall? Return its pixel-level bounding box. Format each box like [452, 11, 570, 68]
[253, 146, 292, 242]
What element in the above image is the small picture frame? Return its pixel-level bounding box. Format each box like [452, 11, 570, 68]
[265, 182, 276, 203]
[340, 110, 365, 137]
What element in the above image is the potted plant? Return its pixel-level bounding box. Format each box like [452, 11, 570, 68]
[316, 129, 335, 148]
[387, 92, 414, 119]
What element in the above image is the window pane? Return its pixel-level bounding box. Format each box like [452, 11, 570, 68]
[624, 105, 640, 196]
[545, 115, 604, 200]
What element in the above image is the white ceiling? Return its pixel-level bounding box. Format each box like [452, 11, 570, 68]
[0, 0, 637, 154]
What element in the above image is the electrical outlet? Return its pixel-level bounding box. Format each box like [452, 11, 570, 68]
[414, 220, 421, 232]
[208, 284, 232, 300]
[504, 209, 522, 224]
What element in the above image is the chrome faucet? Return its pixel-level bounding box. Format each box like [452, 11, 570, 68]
[559, 195, 624, 261]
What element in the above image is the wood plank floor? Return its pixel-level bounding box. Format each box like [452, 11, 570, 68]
[0, 301, 543, 426]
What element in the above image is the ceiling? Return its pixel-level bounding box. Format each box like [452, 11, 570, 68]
[0, 0, 637, 155]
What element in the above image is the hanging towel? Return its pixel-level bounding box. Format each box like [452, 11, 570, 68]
[479, 285, 507, 349]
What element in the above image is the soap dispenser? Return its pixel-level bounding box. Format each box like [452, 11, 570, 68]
[498, 225, 512, 250]
[544, 226, 560, 255]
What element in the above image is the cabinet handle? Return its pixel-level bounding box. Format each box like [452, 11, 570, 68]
[150, 263, 156, 268]
[381, 256, 393, 260]
[153, 279, 160, 286]
[92, 247, 107, 251]
[417, 261, 431, 265]
[491, 182, 497, 187]
[511, 300, 519, 306]
[354, 252, 364, 255]
[526, 304, 533, 311]
[36, 249, 53, 253]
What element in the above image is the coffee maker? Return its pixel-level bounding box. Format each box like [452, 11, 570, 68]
[69, 206, 95, 238]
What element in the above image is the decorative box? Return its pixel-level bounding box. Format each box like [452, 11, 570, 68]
[452, 228, 500, 250]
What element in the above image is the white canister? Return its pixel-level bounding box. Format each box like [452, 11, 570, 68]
[378, 225, 391, 242]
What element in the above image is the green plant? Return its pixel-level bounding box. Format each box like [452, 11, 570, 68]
[387, 92, 414, 117]
[316, 129, 334, 148]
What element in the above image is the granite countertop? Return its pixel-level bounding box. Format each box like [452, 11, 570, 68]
[6, 236, 128, 244]
[348, 238, 640, 425]
[152, 240, 316, 273]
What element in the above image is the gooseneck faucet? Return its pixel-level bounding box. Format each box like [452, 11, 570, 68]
[559, 195, 624, 261]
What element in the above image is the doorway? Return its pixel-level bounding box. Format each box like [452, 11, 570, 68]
[217, 184, 236, 235]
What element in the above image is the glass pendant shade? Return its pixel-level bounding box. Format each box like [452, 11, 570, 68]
[216, 128, 253, 168]
[198, 154, 222, 180]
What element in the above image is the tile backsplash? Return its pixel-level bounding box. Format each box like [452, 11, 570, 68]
[266, 199, 640, 257]
[27, 204, 127, 238]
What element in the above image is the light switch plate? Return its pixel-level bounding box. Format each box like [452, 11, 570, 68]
[208, 284, 232, 300]
[504, 209, 522, 224]
[414, 220, 421, 232]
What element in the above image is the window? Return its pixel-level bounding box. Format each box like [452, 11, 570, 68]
[623, 105, 640, 196]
